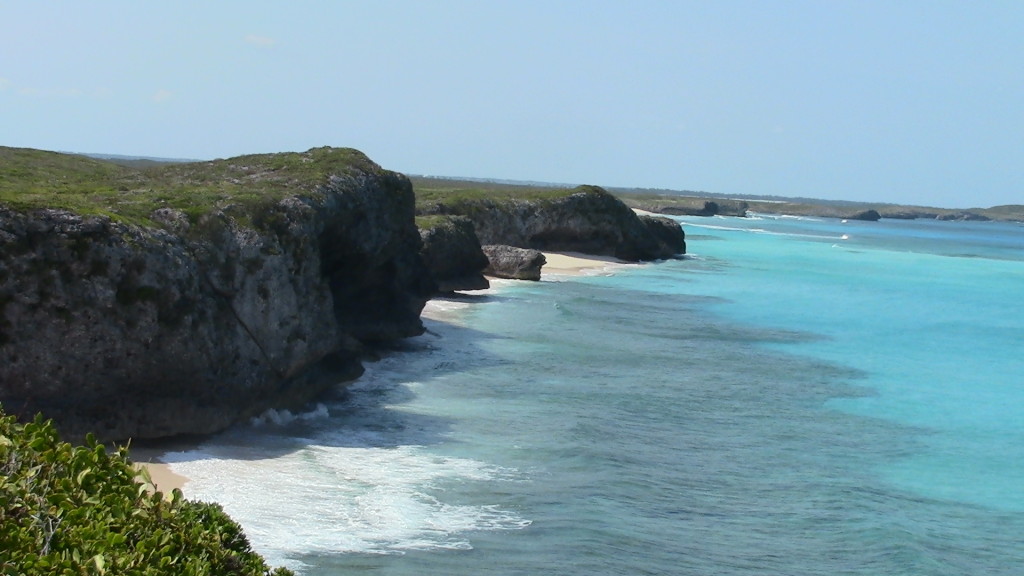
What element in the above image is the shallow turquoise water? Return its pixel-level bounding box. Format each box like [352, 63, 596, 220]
[166, 215, 1024, 575]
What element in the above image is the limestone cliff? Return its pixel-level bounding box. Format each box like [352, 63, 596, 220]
[0, 147, 433, 441]
[418, 215, 490, 293]
[481, 245, 546, 281]
[420, 185, 685, 261]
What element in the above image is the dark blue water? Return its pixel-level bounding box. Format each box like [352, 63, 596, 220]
[166, 215, 1024, 575]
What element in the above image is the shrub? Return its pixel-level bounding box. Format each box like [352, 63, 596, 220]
[0, 408, 293, 575]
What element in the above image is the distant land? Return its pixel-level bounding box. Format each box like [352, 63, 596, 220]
[78, 153, 1023, 222]
[408, 175, 1024, 223]
[75, 152, 203, 169]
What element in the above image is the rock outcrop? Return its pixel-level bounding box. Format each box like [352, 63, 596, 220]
[422, 185, 685, 261]
[418, 216, 490, 293]
[935, 211, 990, 221]
[0, 148, 434, 441]
[639, 215, 687, 256]
[481, 245, 546, 280]
[847, 209, 882, 221]
[627, 198, 749, 218]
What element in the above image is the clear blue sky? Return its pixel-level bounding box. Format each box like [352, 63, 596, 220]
[2, 1, 1021, 208]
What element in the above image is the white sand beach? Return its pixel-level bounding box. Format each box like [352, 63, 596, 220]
[541, 251, 632, 277]
[131, 448, 190, 493]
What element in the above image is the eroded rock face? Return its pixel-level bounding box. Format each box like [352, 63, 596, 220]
[639, 215, 687, 256]
[424, 186, 685, 261]
[0, 164, 432, 441]
[418, 216, 489, 293]
[847, 209, 882, 221]
[481, 245, 546, 281]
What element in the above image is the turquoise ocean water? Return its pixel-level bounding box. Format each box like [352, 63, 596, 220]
[164, 214, 1024, 575]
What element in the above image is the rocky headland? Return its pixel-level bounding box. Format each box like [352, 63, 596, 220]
[0, 148, 688, 441]
[417, 184, 686, 262]
[0, 147, 433, 441]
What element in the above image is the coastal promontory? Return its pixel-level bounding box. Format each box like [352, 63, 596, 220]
[0, 147, 434, 441]
[416, 183, 686, 261]
[0, 148, 689, 442]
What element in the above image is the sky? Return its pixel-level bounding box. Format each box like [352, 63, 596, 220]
[1, 1, 1021, 208]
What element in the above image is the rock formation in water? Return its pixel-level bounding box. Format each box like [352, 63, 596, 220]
[0, 147, 434, 441]
[847, 209, 882, 221]
[420, 185, 685, 261]
[638, 214, 688, 256]
[481, 245, 546, 281]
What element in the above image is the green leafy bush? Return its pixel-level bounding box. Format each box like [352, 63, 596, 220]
[0, 409, 293, 575]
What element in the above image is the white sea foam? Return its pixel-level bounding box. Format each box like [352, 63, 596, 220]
[165, 441, 530, 572]
[746, 212, 824, 222]
[249, 403, 330, 427]
[687, 221, 848, 243]
[684, 222, 766, 233]
[165, 338, 530, 573]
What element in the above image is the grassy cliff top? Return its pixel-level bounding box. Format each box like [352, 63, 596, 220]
[0, 146, 382, 225]
[411, 176, 609, 214]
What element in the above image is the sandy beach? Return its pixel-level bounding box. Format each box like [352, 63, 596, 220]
[541, 251, 632, 277]
[541, 208, 656, 276]
[131, 448, 189, 493]
[422, 251, 634, 323]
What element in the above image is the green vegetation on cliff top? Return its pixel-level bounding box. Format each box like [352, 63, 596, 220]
[412, 176, 591, 212]
[3, 148, 1018, 224]
[412, 175, 1024, 222]
[0, 408, 292, 575]
[0, 146, 384, 226]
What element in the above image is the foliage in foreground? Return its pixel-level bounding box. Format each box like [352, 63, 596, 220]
[0, 409, 293, 576]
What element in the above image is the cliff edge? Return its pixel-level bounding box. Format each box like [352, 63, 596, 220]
[0, 147, 433, 441]
[419, 185, 685, 261]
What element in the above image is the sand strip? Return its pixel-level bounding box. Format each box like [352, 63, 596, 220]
[541, 251, 633, 277]
[139, 462, 189, 492]
[131, 447, 190, 493]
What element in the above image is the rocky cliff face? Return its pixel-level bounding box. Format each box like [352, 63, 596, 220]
[418, 216, 489, 293]
[481, 245, 546, 281]
[422, 185, 685, 261]
[0, 149, 433, 441]
[639, 214, 687, 255]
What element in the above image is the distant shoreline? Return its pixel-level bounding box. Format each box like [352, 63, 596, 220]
[407, 175, 1024, 223]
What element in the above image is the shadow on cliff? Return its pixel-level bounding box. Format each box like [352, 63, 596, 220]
[139, 301, 513, 463]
